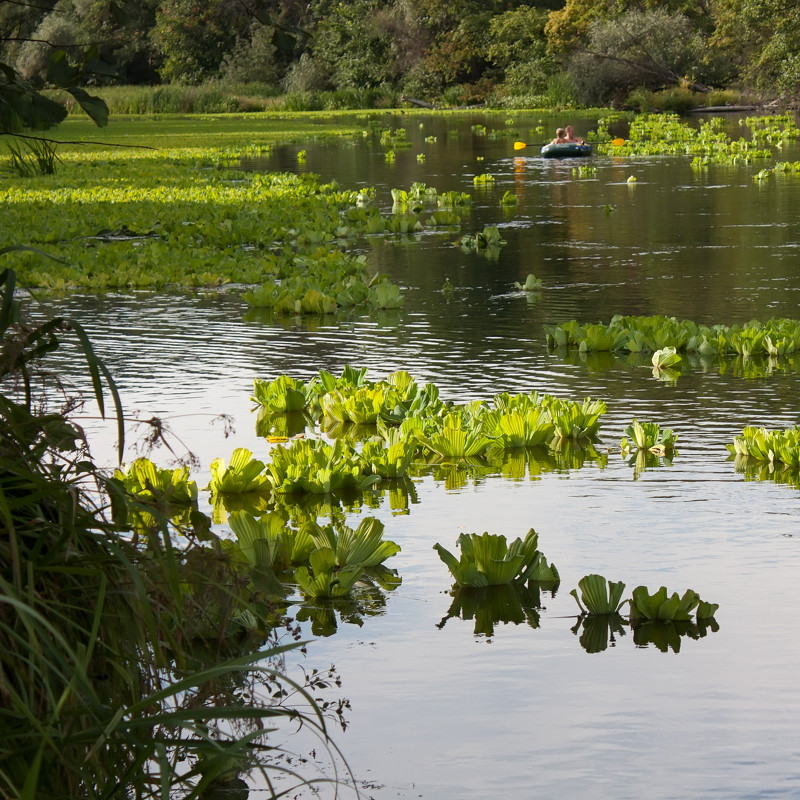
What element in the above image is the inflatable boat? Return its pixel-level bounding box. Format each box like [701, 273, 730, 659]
[540, 142, 592, 158]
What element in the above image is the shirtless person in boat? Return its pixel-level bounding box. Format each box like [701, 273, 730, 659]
[564, 125, 586, 145]
[549, 128, 567, 145]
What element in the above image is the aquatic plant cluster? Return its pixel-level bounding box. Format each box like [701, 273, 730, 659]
[0, 139, 510, 306]
[546, 314, 800, 360]
[591, 113, 799, 166]
[568, 575, 719, 654]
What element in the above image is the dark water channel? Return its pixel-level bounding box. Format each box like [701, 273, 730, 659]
[45, 112, 800, 798]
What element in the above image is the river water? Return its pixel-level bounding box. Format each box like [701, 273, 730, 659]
[40, 111, 800, 798]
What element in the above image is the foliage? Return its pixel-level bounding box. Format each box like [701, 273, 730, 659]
[621, 419, 678, 455]
[570, 574, 627, 615]
[267, 437, 381, 494]
[545, 314, 800, 365]
[0, 266, 344, 797]
[726, 425, 800, 468]
[208, 447, 271, 495]
[6, 137, 60, 176]
[252, 375, 314, 413]
[295, 548, 365, 599]
[225, 509, 315, 571]
[433, 529, 551, 588]
[303, 516, 400, 569]
[628, 585, 718, 623]
[513, 273, 542, 292]
[569, 9, 709, 106]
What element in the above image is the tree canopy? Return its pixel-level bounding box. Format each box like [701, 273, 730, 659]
[2, 0, 799, 130]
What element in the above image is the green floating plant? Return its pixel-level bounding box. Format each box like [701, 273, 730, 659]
[303, 516, 400, 569]
[115, 457, 198, 506]
[513, 273, 542, 292]
[267, 437, 380, 495]
[359, 428, 418, 479]
[208, 447, 271, 495]
[652, 346, 682, 369]
[459, 225, 506, 252]
[549, 397, 607, 441]
[629, 586, 702, 622]
[416, 414, 493, 460]
[433, 528, 550, 588]
[225, 509, 314, 572]
[621, 418, 678, 455]
[500, 190, 519, 207]
[484, 408, 554, 449]
[368, 282, 405, 309]
[570, 574, 627, 615]
[322, 385, 390, 425]
[251, 374, 312, 413]
[294, 548, 364, 599]
[727, 425, 800, 468]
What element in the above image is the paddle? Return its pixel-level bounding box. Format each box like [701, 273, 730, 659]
[515, 138, 625, 149]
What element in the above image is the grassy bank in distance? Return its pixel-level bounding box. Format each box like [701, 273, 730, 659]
[55, 82, 753, 122]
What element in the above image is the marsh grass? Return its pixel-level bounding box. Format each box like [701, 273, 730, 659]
[54, 84, 401, 117]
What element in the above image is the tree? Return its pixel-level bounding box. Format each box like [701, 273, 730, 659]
[487, 5, 557, 96]
[568, 8, 709, 105]
[710, 0, 800, 97]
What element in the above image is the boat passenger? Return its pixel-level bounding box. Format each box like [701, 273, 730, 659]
[564, 125, 586, 145]
[549, 128, 567, 145]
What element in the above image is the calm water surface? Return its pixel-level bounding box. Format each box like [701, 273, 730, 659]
[41, 112, 800, 798]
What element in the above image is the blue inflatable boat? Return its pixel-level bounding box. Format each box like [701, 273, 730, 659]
[540, 143, 592, 158]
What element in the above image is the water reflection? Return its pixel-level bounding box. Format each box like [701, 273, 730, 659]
[436, 582, 555, 638]
[571, 614, 720, 654]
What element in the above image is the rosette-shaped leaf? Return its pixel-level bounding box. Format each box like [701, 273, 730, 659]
[251, 374, 311, 413]
[621, 418, 678, 454]
[208, 448, 271, 495]
[434, 529, 545, 588]
[226, 510, 314, 570]
[630, 586, 716, 622]
[304, 516, 400, 569]
[267, 438, 380, 494]
[513, 273, 542, 292]
[485, 408, 555, 449]
[549, 397, 606, 441]
[570, 574, 627, 615]
[322, 385, 391, 424]
[360, 428, 418, 478]
[295, 548, 364, 599]
[115, 458, 197, 505]
[652, 346, 682, 369]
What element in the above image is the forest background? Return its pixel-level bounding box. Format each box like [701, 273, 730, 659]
[2, 0, 800, 117]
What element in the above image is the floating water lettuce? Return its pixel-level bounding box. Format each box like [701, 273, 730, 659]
[621, 419, 678, 455]
[513, 273, 542, 292]
[251, 375, 313, 413]
[433, 529, 550, 588]
[225, 509, 314, 571]
[570, 574, 627, 615]
[459, 225, 505, 252]
[629, 586, 701, 622]
[208, 448, 271, 495]
[115, 457, 198, 505]
[726, 425, 800, 467]
[302, 516, 400, 569]
[267, 437, 380, 494]
[294, 548, 364, 599]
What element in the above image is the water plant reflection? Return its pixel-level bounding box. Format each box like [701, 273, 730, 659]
[437, 583, 545, 638]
